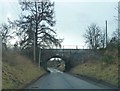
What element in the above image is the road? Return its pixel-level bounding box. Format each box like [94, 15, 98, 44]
[26, 68, 115, 89]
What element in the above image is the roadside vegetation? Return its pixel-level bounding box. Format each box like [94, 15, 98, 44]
[2, 50, 46, 89]
[70, 46, 118, 87]
[70, 24, 119, 87]
[70, 59, 118, 86]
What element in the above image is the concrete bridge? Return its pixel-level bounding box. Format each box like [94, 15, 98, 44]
[40, 49, 98, 71]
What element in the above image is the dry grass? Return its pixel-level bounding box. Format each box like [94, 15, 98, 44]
[2, 52, 46, 89]
[70, 60, 118, 86]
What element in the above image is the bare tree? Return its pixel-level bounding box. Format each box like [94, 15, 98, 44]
[0, 23, 14, 49]
[84, 23, 103, 49]
[113, 29, 119, 40]
[100, 31, 106, 48]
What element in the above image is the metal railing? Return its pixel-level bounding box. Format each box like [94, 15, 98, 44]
[52, 45, 87, 49]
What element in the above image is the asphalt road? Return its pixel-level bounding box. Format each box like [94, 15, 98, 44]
[26, 68, 115, 89]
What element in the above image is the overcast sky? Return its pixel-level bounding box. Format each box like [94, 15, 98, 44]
[55, 2, 118, 48]
[0, 0, 118, 49]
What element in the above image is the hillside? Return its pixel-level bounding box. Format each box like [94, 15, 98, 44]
[70, 48, 118, 87]
[70, 60, 118, 86]
[2, 52, 46, 89]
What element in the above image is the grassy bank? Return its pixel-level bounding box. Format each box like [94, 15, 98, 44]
[2, 53, 46, 89]
[70, 60, 118, 87]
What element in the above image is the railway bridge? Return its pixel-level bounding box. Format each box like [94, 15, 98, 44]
[40, 49, 98, 71]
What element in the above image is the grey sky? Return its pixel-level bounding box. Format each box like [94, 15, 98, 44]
[0, 0, 118, 48]
[54, 2, 118, 48]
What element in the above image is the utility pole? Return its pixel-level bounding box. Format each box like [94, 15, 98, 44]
[76, 45, 78, 49]
[106, 20, 108, 47]
[39, 48, 41, 68]
[62, 45, 64, 57]
[35, 1, 38, 63]
[34, 33, 36, 64]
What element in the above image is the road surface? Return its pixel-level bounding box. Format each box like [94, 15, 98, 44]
[26, 68, 115, 89]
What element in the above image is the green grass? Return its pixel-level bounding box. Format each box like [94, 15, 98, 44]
[2, 53, 46, 89]
[70, 60, 118, 87]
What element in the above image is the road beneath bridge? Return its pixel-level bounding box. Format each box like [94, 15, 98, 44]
[26, 68, 116, 90]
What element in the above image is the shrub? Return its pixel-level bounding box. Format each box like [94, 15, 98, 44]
[101, 55, 114, 64]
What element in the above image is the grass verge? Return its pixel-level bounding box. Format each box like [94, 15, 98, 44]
[2, 53, 46, 89]
[70, 60, 118, 87]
